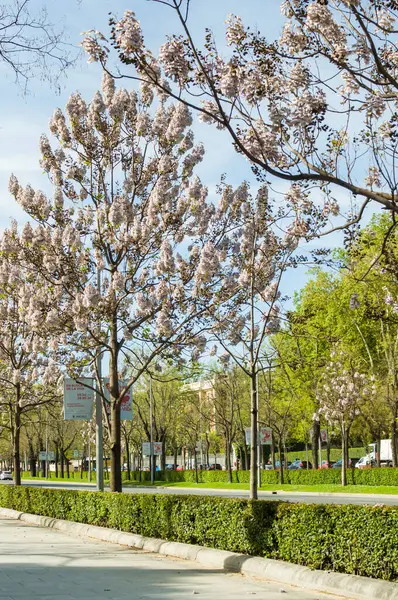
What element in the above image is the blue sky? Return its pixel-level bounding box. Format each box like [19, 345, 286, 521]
[0, 0, 377, 302]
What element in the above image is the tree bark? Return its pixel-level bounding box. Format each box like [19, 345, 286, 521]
[392, 414, 398, 467]
[311, 420, 320, 470]
[341, 424, 347, 486]
[110, 402, 122, 492]
[277, 439, 284, 485]
[376, 436, 381, 468]
[28, 441, 36, 477]
[12, 402, 22, 486]
[250, 369, 258, 500]
[225, 439, 232, 483]
[55, 446, 59, 478]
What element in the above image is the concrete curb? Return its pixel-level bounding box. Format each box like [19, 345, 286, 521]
[1, 507, 397, 600]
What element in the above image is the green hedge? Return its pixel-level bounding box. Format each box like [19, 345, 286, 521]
[126, 467, 398, 486]
[0, 486, 397, 581]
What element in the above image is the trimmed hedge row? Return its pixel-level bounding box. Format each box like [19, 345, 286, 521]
[128, 467, 398, 486]
[0, 485, 397, 581]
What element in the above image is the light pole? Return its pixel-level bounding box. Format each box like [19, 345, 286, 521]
[95, 268, 104, 492]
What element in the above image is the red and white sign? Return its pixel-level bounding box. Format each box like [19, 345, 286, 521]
[103, 378, 133, 420]
[320, 429, 328, 443]
[259, 427, 273, 446]
[153, 442, 162, 456]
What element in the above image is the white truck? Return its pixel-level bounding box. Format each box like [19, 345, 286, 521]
[368, 439, 392, 465]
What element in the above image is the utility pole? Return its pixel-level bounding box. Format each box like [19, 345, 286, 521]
[96, 268, 104, 492]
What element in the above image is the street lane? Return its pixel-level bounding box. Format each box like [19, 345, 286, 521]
[1, 479, 397, 505]
[0, 517, 346, 600]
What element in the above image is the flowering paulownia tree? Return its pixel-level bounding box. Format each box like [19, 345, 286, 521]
[318, 349, 375, 485]
[0, 224, 60, 485]
[9, 75, 241, 492]
[83, 1, 398, 227]
[202, 179, 320, 498]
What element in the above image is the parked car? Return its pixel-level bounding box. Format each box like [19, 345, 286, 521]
[319, 460, 334, 469]
[274, 460, 291, 469]
[288, 460, 312, 470]
[0, 471, 13, 481]
[198, 464, 209, 470]
[208, 463, 222, 470]
[263, 463, 274, 470]
[355, 456, 376, 469]
[332, 458, 355, 469]
[165, 464, 176, 470]
[176, 465, 184, 471]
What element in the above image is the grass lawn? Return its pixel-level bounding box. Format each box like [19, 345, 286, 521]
[276, 447, 365, 463]
[123, 480, 398, 495]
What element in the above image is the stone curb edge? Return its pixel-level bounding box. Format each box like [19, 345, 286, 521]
[1, 507, 396, 600]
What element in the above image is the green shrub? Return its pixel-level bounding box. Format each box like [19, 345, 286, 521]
[0, 486, 397, 581]
[21, 467, 398, 486]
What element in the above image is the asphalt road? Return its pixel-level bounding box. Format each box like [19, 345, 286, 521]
[1, 479, 398, 505]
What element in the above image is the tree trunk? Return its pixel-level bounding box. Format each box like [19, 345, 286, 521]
[326, 434, 331, 468]
[55, 446, 59, 478]
[341, 424, 347, 486]
[225, 439, 232, 483]
[160, 437, 166, 472]
[65, 451, 70, 478]
[278, 439, 284, 485]
[391, 414, 398, 467]
[28, 440, 36, 477]
[60, 449, 65, 478]
[125, 436, 131, 481]
[311, 420, 320, 470]
[174, 447, 178, 469]
[250, 369, 258, 500]
[376, 436, 381, 468]
[12, 403, 22, 486]
[110, 402, 122, 492]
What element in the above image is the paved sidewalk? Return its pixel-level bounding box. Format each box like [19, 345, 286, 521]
[0, 517, 352, 600]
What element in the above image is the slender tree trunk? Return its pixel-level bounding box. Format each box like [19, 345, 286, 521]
[250, 369, 258, 500]
[341, 424, 347, 486]
[226, 439, 232, 483]
[28, 439, 36, 477]
[65, 451, 70, 478]
[110, 403, 122, 492]
[174, 447, 178, 469]
[376, 436, 381, 468]
[161, 436, 166, 471]
[311, 420, 320, 470]
[278, 439, 284, 485]
[391, 414, 398, 467]
[326, 435, 331, 468]
[12, 402, 22, 486]
[109, 314, 122, 492]
[55, 446, 59, 478]
[60, 449, 65, 478]
[271, 443, 275, 469]
[125, 436, 131, 481]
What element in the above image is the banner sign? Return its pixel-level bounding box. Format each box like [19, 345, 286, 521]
[103, 378, 133, 420]
[245, 427, 251, 445]
[259, 427, 273, 445]
[245, 427, 273, 446]
[142, 442, 151, 456]
[64, 378, 94, 421]
[320, 429, 328, 443]
[39, 451, 55, 461]
[153, 442, 162, 456]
